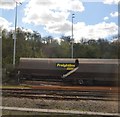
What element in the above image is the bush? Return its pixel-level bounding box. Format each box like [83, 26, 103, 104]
[2, 64, 16, 84]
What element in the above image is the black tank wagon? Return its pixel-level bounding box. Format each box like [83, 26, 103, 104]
[16, 58, 118, 86]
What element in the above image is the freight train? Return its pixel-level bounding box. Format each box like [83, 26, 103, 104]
[16, 58, 118, 86]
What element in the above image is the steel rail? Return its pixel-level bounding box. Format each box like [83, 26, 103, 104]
[1, 106, 120, 117]
[2, 88, 118, 101]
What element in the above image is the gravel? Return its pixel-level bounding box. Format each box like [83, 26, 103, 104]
[2, 97, 118, 113]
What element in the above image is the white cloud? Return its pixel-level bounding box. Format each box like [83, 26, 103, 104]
[103, 0, 119, 4]
[0, 17, 12, 30]
[0, 0, 15, 9]
[22, 28, 33, 34]
[103, 16, 109, 21]
[110, 11, 119, 17]
[22, 0, 84, 25]
[44, 20, 71, 34]
[22, 0, 85, 40]
[0, 0, 25, 9]
[65, 22, 118, 42]
[0, 17, 34, 35]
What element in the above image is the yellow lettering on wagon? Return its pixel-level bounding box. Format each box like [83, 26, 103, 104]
[56, 63, 75, 70]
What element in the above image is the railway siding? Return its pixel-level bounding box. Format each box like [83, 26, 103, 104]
[2, 85, 118, 101]
[2, 85, 119, 116]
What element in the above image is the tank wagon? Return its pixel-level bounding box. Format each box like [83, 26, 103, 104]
[16, 58, 118, 86]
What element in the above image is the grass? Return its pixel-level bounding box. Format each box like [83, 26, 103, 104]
[0, 85, 31, 89]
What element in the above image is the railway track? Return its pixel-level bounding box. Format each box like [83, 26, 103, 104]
[23, 80, 66, 86]
[2, 85, 118, 101]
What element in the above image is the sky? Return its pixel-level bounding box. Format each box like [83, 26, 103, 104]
[0, 0, 119, 42]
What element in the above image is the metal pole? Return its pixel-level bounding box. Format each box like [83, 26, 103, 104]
[71, 13, 74, 58]
[13, 2, 17, 66]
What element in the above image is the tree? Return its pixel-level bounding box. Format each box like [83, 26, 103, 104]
[2, 29, 13, 66]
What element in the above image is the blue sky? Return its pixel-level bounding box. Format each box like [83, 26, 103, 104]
[0, 0, 119, 42]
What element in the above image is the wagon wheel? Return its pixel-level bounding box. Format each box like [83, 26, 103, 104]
[78, 79, 84, 85]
